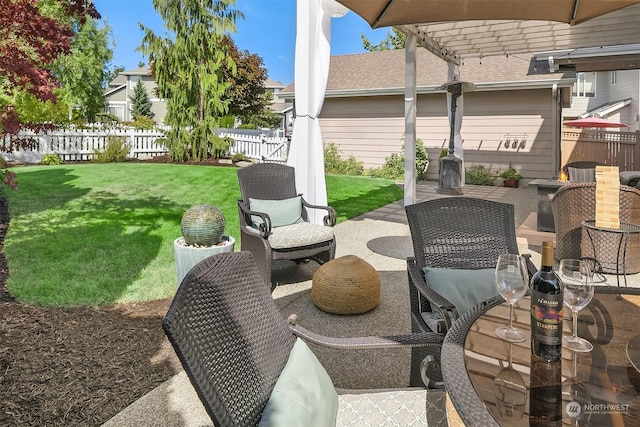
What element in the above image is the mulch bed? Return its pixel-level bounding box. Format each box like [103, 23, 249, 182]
[0, 299, 181, 426]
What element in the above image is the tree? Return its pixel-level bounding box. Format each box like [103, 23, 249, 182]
[221, 35, 269, 121]
[139, 0, 243, 161]
[52, 17, 114, 122]
[129, 78, 154, 120]
[361, 28, 406, 51]
[0, 0, 99, 134]
[105, 65, 126, 86]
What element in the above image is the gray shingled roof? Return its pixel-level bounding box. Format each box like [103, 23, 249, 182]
[281, 48, 573, 95]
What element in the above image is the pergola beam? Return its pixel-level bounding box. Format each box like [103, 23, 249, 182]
[398, 24, 462, 65]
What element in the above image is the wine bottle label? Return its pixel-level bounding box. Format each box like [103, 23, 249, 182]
[531, 290, 563, 345]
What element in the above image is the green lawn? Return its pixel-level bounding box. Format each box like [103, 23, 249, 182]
[4, 163, 402, 307]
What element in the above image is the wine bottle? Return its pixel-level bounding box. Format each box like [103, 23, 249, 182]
[529, 355, 562, 426]
[530, 241, 563, 362]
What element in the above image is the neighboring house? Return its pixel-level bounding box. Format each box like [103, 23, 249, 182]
[104, 70, 292, 127]
[104, 67, 167, 122]
[265, 78, 294, 130]
[280, 47, 639, 180]
[540, 45, 640, 126]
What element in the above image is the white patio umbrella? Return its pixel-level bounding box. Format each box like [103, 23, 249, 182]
[287, 0, 347, 224]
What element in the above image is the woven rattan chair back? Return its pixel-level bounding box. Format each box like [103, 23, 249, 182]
[163, 252, 295, 426]
[551, 183, 640, 272]
[238, 162, 300, 200]
[406, 197, 520, 271]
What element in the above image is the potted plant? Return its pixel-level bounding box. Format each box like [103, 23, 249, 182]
[173, 204, 235, 285]
[499, 163, 522, 188]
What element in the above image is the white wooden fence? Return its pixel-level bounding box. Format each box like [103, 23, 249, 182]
[1, 127, 289, 164]
[222, 131, 289, 163]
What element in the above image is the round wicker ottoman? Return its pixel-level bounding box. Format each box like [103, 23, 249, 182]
[312, 255, 380, 314]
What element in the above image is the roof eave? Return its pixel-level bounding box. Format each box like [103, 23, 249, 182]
[280, 79, 574, 99]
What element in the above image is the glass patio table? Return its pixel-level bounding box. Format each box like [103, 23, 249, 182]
[441, 287, 640, 427]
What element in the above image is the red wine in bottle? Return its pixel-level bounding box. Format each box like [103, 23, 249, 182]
[530, 241, 563, 362]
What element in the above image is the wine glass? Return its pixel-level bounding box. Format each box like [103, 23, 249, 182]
[494, 343, 527, 421]
[562, 352, 592, 426]
[559, 259, 595, 352]
[495, 254, 529, 342]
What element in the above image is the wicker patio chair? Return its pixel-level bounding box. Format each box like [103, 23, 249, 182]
[164, 252, 448, 427]
[405, 197, 536, 387]
[237, 163, 336, 290]
[551, 182, 640, 273]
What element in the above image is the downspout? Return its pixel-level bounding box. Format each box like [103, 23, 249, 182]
[552, 84, 560, 174]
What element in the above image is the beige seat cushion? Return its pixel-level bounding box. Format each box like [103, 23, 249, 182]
[265, 222, 334, 249]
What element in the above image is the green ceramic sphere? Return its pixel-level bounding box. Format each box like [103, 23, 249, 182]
[181, 205, 225, 246]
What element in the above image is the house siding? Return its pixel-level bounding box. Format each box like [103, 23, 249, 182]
[563, 69, 640, 131]
[319, 88, 557, 180]
[608, 70, 640, 130]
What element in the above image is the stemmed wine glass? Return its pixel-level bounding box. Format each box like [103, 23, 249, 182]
[495, 254, 529, 342]
[562, 352, 592, 426]
[559, 259, 595, 352]
[494, 342, 527, 421]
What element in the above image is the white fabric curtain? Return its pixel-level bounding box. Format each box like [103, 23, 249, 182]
[287, 0, 331, 224]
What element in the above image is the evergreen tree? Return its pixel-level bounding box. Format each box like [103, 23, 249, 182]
[139, 0, 243, 161]
[361, 28, 406, 51]
[129, 78, 154, 120]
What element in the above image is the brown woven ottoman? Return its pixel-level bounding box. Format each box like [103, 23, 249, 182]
[312, 255, 380, 314]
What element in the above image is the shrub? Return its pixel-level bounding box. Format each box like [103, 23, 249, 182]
[465, 164, 495, 186]
[210, 135, 234, 159]
[499, 162, 522, 180]
[231, 152, 249, 163]
[324, 143, 364, 176]
[41, 153, 62, 165]
[92, 137, 130, 163]
[368, 138, 429, 181]
[129, 116, 156, 130]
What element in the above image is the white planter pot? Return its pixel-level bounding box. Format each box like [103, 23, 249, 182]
[173, 235, 235, 286]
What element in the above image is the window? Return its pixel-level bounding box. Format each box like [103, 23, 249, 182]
[572, 72, 596, 97]
[107, 106, 124, 120]
[611, 70, 618, 85]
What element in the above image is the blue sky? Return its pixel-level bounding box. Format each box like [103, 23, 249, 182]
[92, 0, 389, 85]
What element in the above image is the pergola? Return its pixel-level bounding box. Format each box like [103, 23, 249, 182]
[289, 0, 640, 216]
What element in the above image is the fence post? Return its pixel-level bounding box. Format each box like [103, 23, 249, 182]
[129, 127, 136, 158]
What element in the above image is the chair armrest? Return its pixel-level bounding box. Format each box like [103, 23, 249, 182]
[289, 316, 445, 389]
[407, 258, 458, 331]
[237, 200, 272, 238]
[287, 315, 443, 351]
[300, 196, 337, 227]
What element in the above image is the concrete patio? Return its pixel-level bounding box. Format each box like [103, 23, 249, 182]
[103, 180, 639, 426]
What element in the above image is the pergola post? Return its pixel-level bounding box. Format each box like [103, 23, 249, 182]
[404, 33, 417, 207]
